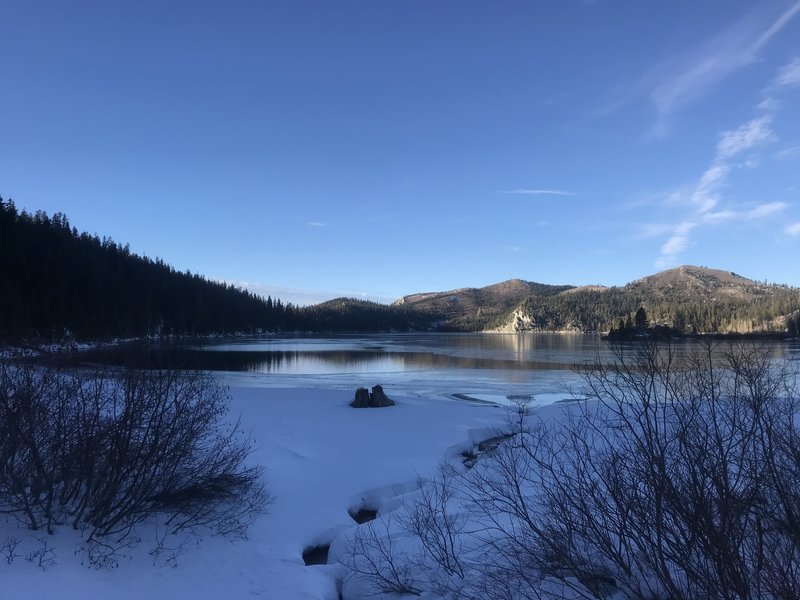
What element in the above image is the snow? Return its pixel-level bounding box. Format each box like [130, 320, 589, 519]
[454, 391, 584, 407]
[0, 384, 512, 599]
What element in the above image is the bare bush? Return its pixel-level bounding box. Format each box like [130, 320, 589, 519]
[531, 341, 800, 600]
[344, 515, 422, 596]
[1, 536, 21, 564]
[404, 467, 467, 581]
[0, 360, 271, 555]
[25, 538, 57, 570]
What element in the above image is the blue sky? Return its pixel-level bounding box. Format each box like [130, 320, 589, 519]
[2, 1, 799, 304]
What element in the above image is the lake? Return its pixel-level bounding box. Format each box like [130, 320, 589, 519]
[104, 333, 800, 403]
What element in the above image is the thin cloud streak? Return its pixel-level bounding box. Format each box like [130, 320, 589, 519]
[775, 145, 800, 159]
[787, 222, 800, 236]
[641, 1, 800, 135]
[500, 189, 577, 196]
[746, 202, 788, 219]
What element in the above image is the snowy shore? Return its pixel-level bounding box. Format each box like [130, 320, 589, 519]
[1, 384, 549, 599]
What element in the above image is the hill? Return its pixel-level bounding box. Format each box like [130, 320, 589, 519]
[497, 266, 799, 334]
[396, 266, 800, 335]
[624, 266, 771, 303]
[393, 279, 574, 331]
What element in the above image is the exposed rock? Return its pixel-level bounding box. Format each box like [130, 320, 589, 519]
[350, 385, 395, 408]
[349, 507, 378, 524]
[369, 385, 394, 407]
[301, 544, 330, 566]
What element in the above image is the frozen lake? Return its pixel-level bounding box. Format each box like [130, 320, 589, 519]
[125, 333, 800, 402]
[196, 332, 601, 400]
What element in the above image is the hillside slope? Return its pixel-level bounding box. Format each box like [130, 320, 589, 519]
[393, 279, 574, 331]
[624, 266, 770, 302]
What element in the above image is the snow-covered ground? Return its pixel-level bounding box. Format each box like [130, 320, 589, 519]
[0, 384, 574, 599]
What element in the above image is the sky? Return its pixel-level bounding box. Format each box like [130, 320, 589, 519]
[2, 1, 800, 305]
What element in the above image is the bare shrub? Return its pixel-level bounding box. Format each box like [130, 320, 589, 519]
[1, 536, 21, 564]
[343, 515, 422, 596]
[534, 341, 800, 600]
[25, 538, 56, 570]
[404, 468, 467, 581]
[0, 360, 271, 556]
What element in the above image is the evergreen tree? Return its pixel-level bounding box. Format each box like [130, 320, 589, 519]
[635, 306, 648, 332]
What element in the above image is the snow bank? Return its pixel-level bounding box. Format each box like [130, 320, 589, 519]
[1, 385, 508, 599]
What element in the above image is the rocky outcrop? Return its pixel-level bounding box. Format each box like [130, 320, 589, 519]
[350, 385, 395, 408]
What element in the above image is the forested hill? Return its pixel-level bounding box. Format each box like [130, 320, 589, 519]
[393, 278, 574, 331]
[396, 266, 800, 335]
[496, 266, 800, 335]
[0, 199, 300, 340]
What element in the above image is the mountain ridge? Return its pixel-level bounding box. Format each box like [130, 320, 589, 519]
[392, 266, 800, 335]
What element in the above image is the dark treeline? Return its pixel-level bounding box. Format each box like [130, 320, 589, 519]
[0, 199, 296, 339]
[0, 200, 429, 341]
[300, 298, 430, 332]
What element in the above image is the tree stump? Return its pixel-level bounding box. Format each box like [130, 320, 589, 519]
[350, 385, 394, 408]
[351, 387, 371, 408]
[369, 385, 394, 407]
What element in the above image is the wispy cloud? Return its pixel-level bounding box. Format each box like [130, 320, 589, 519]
[716, 116, 775, 159]
[775, 144, 800, 159]
[759, 54, 800, 110]
[786, 222, 800, 236]
[308, 221, 326, 227]
[652, 81, 790, 267]
[696, 203, 789, 224]
[690, 163, 730, 213]
[665, 116, 776, 217]
[657, 221, 696, 268]
[641, 2, 800, 135]
[774, 56, 800, 88]
[500, 189, 577, 196]
[701, 210, 737, 224]
[758, 96, 781, 111]
[746, 202, 789, 219]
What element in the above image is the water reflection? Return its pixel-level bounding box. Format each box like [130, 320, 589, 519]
[186, 347, 587, 375]
[173, 333, 799, 374]
[81, 333, 799, 399]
